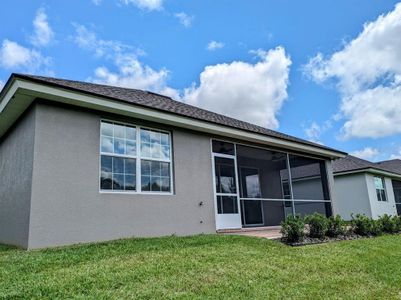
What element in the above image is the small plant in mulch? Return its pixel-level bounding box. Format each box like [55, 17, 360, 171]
[351, 214, 383, 236]
[280, 213, 401, 246]
[305, 213, 329, 239]
[280, 215, 305, 243]
[378, 214, 398, 234]
[326, 215, 346, 238]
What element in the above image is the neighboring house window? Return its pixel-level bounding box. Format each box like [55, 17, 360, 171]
[374, 176, 387, 202]
[100, 121, 172, 193]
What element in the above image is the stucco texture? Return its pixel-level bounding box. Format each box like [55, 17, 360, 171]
[27, 103, 216, 249]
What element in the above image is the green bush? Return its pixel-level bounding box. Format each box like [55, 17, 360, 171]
[305, 213, 329, 239]
[394, 215, 401, 232]
[378, 214, 398, 234]
[351, 214, 383, 236]
[281, 215, 305, 243]
[326, 215, 345, 237]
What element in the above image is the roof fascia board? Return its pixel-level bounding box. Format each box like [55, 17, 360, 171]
[2, 79, 345, 158]
[334, 168, 401, 179]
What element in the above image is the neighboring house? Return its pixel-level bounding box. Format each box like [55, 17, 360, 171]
[332, 155, 401, 220]
[0, 74, 345, 249]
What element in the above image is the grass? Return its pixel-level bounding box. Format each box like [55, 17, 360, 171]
[1, 235, 401, 299]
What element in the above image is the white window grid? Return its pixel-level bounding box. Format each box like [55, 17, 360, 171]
[100, 120, 173, 195]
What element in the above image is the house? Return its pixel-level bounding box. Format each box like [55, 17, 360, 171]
[0, 74, 345, 249]
[332, 155, 401, 220]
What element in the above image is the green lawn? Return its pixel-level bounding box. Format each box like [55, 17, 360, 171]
[1, 235, 401, 299]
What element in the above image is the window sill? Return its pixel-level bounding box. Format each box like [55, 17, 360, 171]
[99, 190, 174, 196]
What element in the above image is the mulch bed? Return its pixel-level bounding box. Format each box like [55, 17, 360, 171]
[280, 234, 375, 246]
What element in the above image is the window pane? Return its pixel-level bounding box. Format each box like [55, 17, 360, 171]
[113, 174, 124, 190]
[114, 124, 125, 138]
[101, 156, 112, 173]
[381, 190, 387, 202]
[113, 157, 124, 173]
[151, 177, 161, 191]
[294, 201, 331, 218]
[141, 129, 151, 143]
[236, 145, 289, 199]
[114, 138, 125, 154]
[215, 157, 236, 194]
[161, 178, 170, 192]
[100, 172, 112, 190]
[101, 136, 113, 153]
[141, 143, 151, 158]
[125, 158, 136, 175]
[126, 140, 136, 156]
[160, 162, 170, 177]
[101, 122, 113, 137]
[374, 177, 384, 189]
[141, 160, 151, 176]
[161, 133, 169, 145]
[150, 131, 160, 144]
[151, 144, 162, 159]
[217, 196, 238, 214]
[289, 155, 328, 200]
[126, 127, 136, 140]
[161, 146, 170, 160]
[125, 175, 136, 191]
[151, 161, 161, 176]
[212, 140, 235, 155]
[141, 176, 151, 191]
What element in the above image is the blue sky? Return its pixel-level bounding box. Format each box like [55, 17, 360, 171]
[1, 0, 401, 161]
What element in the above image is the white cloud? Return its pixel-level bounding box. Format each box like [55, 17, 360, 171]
[90, 52, 180, 99]
[174, 12, 194, 28]
[73, 24, 133, 58]
[0, 80, 4, 90]
[207, 41, 224, 51]
[92, 0, 102, 5]
[30, 8, 54, 47]
[120, 0, 163, 11]
[390, 148, 401, 159]
[305, 3, 401, 139]
[351, 147, 379, 160]
[0, 39, 51, 72]
[184, 46, 291, 129]
[304, 121, 324, 144]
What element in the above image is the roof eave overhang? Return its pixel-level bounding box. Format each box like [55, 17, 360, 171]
[334, 168, 401, 180]
[0, 78, 346, 159]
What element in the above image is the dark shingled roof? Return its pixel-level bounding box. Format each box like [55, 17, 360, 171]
[333, 155, 401, 176]
[376, 159, 401, 174]
[8, 73, 345, 155]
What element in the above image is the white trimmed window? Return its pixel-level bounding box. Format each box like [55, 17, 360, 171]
[374, 176, 387, 202]
[100, 121, 172, 193]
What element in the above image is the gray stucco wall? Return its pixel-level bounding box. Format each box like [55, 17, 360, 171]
[333, 173, 372, 220]
[28, 103, 216, 249]
[0, 107, 35, 248]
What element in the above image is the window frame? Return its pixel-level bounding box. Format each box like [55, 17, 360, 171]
[374, 176, 387, 202]
[99, 119, 174, 195]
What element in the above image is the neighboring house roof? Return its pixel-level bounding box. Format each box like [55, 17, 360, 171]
[332, 155, 401, 178]
[376, 159, 401, 174]
[0, 73, 346, 158]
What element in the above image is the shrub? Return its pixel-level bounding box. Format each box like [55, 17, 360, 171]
[394, 215, 401, 232]
[378, 214, 397, 233]
[351, 214, 383, 236]
[305, 213, 329, 239]
[326, 215, 345, 237]
[281, 215, 305, 243]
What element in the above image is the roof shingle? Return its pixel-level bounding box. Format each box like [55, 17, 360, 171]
[10, 73, 345, 155]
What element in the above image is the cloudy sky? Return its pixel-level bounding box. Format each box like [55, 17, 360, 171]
[1, 0, 400, 161]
